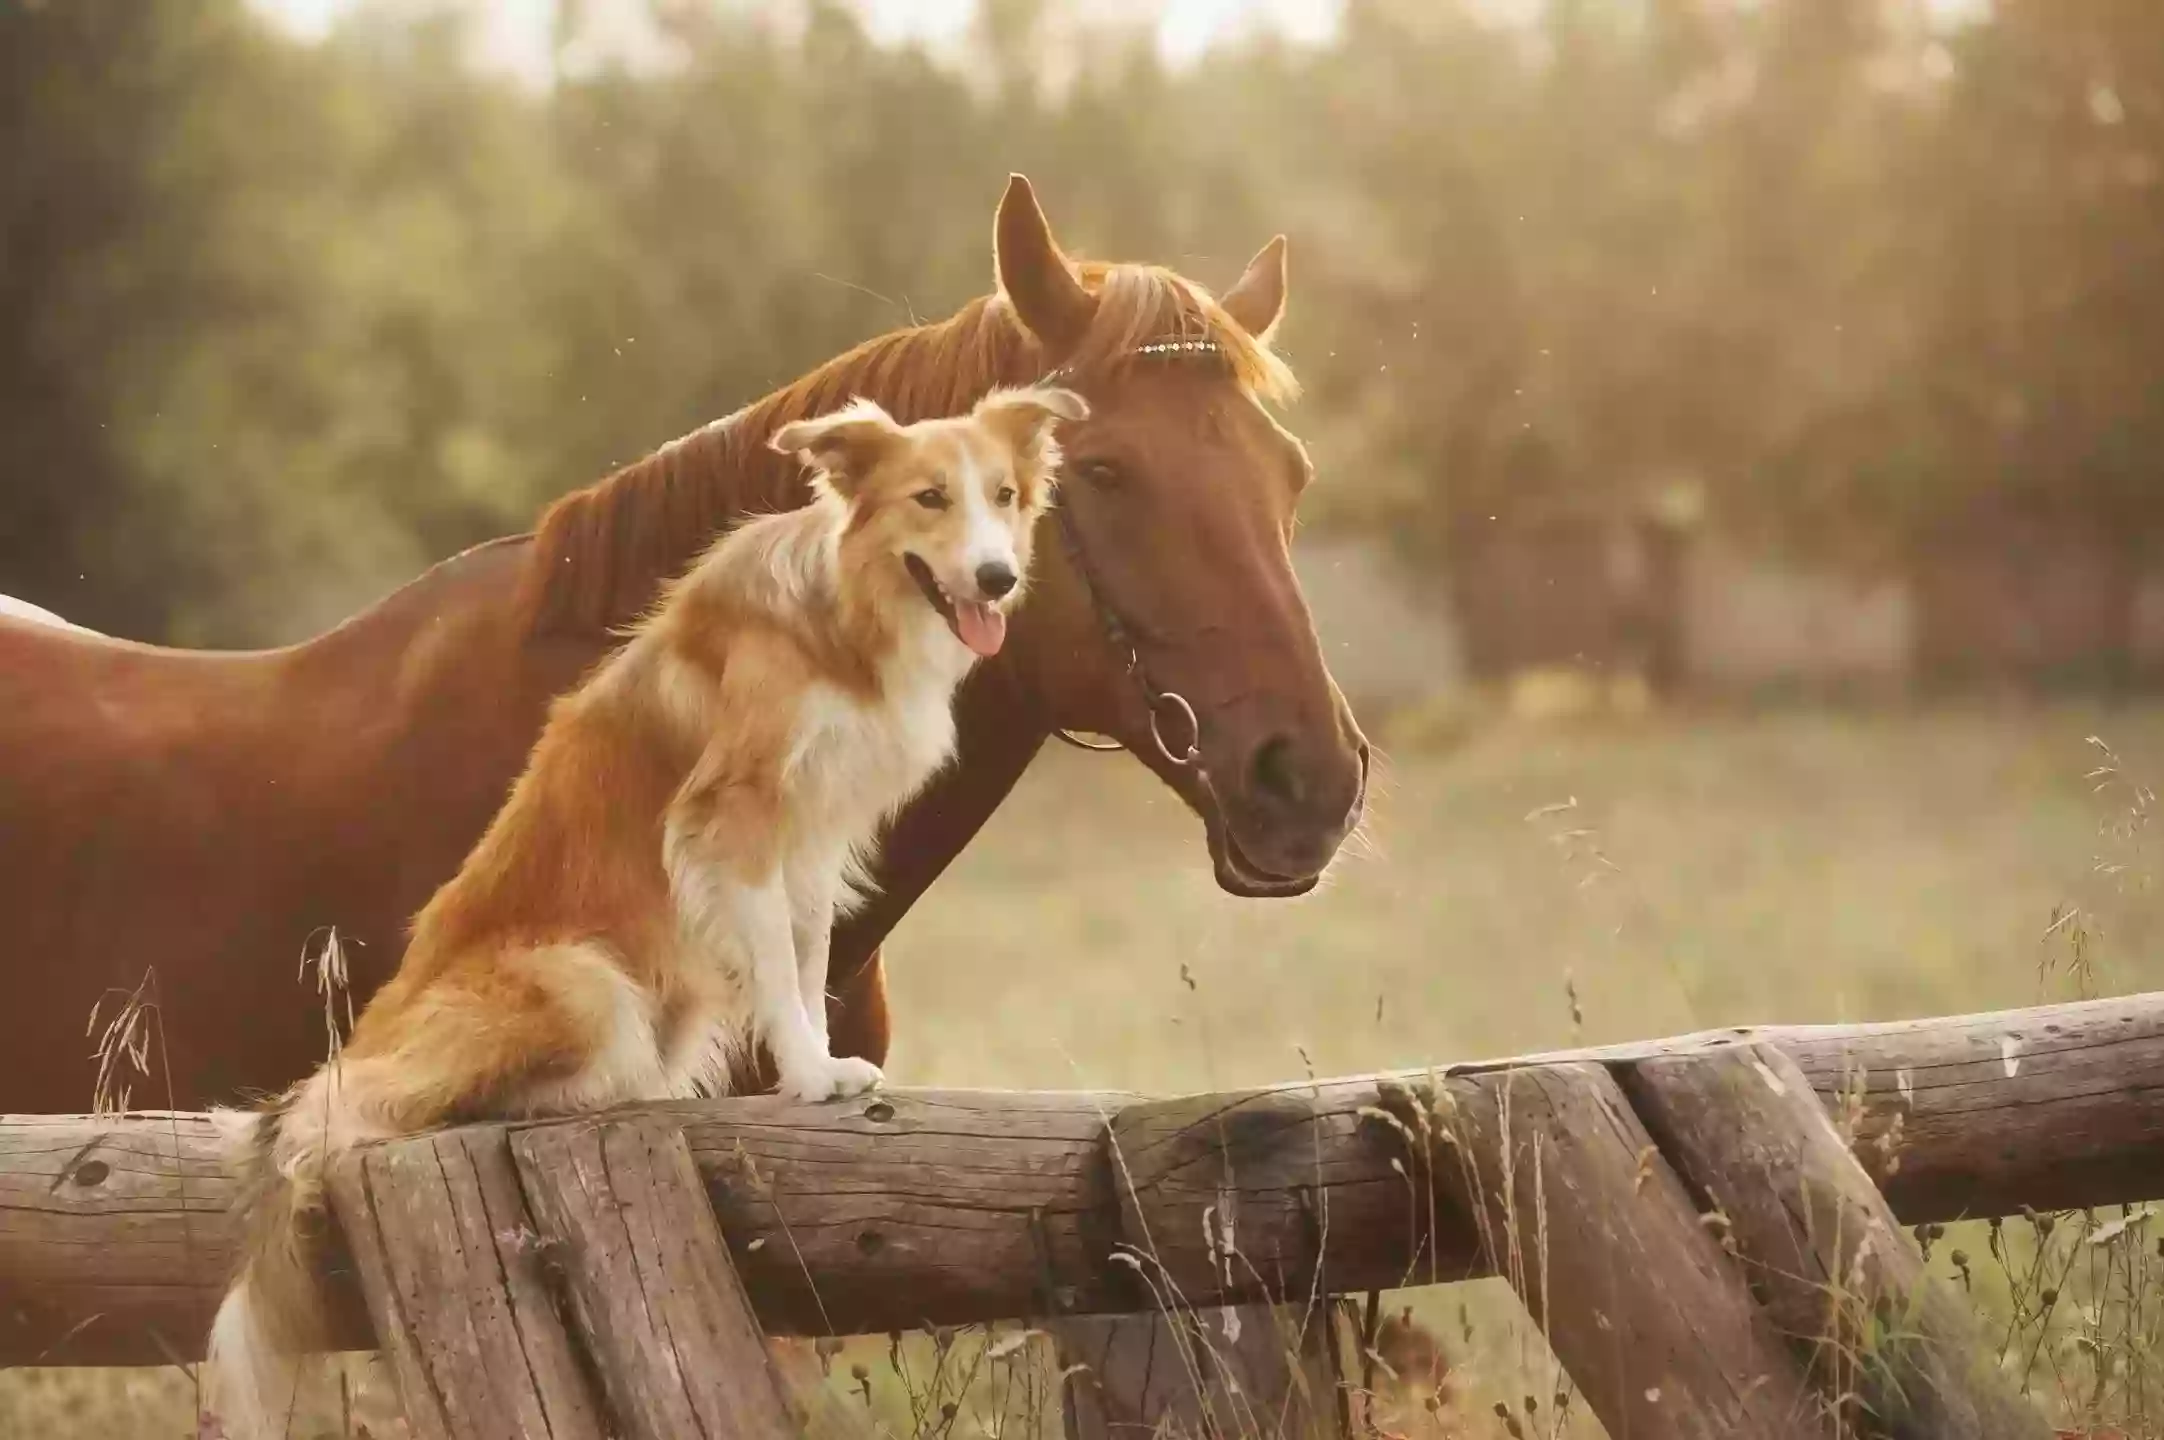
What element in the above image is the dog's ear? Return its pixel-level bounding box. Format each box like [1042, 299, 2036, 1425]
[769, 397, 902, 496]
[973, 385, 1089, 471]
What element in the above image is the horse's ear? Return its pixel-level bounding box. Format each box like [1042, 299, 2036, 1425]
[1220, 235, 1289, 343]
[769, 398, 900, 496]
[994, 174, 1094, 353]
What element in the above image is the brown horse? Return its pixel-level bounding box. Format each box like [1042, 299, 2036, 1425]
[0, 176, 1367, 1114]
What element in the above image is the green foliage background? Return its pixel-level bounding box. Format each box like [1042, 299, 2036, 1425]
[4, 0, 2160, 645]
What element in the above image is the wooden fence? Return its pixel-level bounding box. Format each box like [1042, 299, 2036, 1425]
[6, 991, 2164, 1438]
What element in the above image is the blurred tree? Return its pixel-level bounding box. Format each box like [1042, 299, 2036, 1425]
[0, 0, 583, 642]
[1907, 0, 2164, 548]
[1, 0, 2158, 654]
[0, 0, 277, 635]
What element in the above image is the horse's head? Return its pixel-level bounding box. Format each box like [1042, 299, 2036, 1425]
[992, 177, 1369, 897]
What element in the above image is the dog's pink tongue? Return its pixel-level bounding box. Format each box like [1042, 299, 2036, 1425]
[953, 601, 1007, 658]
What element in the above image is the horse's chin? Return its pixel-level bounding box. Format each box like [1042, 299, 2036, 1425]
[1213, 849, 1321, 899]
[1198, 741, 1370, 899]
[1202, 808, 1326, 899]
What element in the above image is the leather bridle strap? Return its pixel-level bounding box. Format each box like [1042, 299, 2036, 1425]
[1036, 338, 1221, 768]
[1045, 497, 1200, 768]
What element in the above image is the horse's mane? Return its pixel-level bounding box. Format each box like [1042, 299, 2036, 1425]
[518, 261, 1297, 636]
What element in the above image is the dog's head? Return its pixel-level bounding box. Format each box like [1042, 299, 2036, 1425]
[770, 385, 1087, 658]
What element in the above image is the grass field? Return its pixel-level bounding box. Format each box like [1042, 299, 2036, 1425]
[893, 699, 2164, 1094]
[9, 698, 2163, 1438]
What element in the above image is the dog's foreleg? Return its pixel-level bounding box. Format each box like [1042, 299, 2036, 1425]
[741, 869, 880, 1103]
[786, 847, 843, 1055]
[736, 871, 814, 1088]
[791, 851, 881, 1098]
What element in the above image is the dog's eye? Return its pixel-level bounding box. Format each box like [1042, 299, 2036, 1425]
[995, 486, 1017, 508]
[914, 488, 950, 510]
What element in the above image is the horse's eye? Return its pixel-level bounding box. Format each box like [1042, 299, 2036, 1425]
[914, 488, 950, 510]
[1070, 458, 1121, 487]
[995, 486, 1017, 507]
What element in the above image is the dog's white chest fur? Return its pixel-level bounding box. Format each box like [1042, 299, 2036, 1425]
[791, 637, 968, 843]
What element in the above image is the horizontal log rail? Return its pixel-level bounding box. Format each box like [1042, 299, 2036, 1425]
[4, 989, 2162, 1368]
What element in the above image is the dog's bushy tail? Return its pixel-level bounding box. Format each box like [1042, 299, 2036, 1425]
[204, 1064, 389, 1439]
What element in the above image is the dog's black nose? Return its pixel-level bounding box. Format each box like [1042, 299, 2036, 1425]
[975, 562, 1018, 599]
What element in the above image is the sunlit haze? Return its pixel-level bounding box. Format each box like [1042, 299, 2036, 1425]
[251, 0, 1351, 78]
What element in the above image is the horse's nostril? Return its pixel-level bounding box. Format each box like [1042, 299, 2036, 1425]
[1248, 735, 1306, 809]
[975, 562, 1017, 599]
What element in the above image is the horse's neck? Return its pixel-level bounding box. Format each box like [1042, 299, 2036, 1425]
[525, 304, 1040, 637]
[519, 415, 796, 638]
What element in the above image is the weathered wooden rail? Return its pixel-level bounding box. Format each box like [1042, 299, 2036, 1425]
[5, 990, 2159, 1437]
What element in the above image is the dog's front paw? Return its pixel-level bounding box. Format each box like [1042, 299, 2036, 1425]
[825, 1056, 884, 1097]
[776, 1054, 886, 1104]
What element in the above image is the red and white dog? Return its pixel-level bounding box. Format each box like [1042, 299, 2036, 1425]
[204, 383, 1086, 1436]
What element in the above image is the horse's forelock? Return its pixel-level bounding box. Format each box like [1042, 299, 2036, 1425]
[1064, 262, 1299, 406]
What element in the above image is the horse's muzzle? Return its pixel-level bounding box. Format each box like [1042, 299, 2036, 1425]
[1208, 734, 1370, 897]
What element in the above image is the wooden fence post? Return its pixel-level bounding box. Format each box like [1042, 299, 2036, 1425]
[1114, 1064, 1834, 1439]
[1052, 1087, 1339, 1440]
[1050, 1304, 1337, 1440]
[1380, 1063, 1838, 1440]
[509, 1114, 798, 1440]
[323, 1125, 603, 1440]
[1624, 1043, 2055, 1440]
